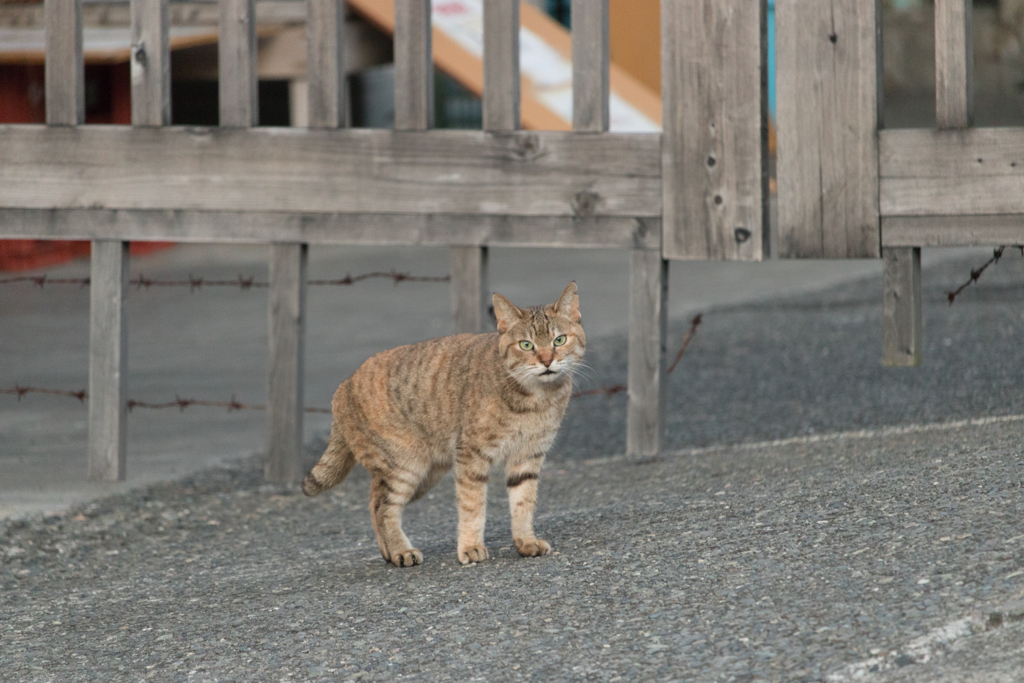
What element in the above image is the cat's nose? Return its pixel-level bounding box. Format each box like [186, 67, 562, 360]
[539, 355, 553, 367]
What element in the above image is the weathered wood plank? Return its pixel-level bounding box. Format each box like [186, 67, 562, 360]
[882, 215, 1024, 247]
[880, 128, 1024, 216]
[3, 1, 307, 28]
[661, 0, 768, 261]
[394, 0, 433, 131]
[0, 127, 661, 217]
[87, 240, 129, 482]
[44, 0, 84, 125]
[266, 243, 307, 483]
[483, 0, 520, 131]
[307, 0, 345, 129]
[129, 0, 170, 126]
[627, 249, 667, 457]
[0, 209, 660, 250]
[475, 0, 519, 336]
[882, 247, 922, 367]
[450, 246, 490, 333]
[777, 0, 882, 258]
[219, 0, 257, 126]
[879, 128, 1024, 178]
[571, 0, 609, 133]
[935, 0, 973, 129]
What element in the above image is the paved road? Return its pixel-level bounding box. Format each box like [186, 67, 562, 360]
[1, 246, 1022, 681]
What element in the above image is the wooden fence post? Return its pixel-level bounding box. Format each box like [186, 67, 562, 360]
[575, 0, 666, 454]
[45, 0, 84, 127]
[882, 247, 922, 367]
[47, 0, 129, 481]
[266, 244, 308, 483]
[130, 0, 171, 127]
[88, 241, 129, 481]
[627, 250, 668, 456]
[219, 0, 257, 127]
[448, 0, 521, 334]
[777, 0, 882, 258]
[881, 1, 972, 367]
[308, 0, 345, 129]
[661, 0, 768, 261]
[450, 247, 490, 333]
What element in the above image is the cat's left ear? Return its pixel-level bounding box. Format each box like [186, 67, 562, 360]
[554, 282, 581, 323]
[493, 293, 524, 334]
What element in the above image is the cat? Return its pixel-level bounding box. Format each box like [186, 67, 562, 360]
[302, 282, 585, 567]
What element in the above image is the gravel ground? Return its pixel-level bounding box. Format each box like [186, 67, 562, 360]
[2, 251, 1023, 682]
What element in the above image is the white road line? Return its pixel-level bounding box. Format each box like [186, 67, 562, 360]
[581, 413, 1024, 466]
[825, 616, 985, 682]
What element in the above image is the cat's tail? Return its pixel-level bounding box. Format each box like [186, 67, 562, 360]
[302, 427, 355, 497]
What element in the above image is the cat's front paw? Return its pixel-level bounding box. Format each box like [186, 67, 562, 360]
[389, 548, 423, 568]
[514, 538, 551, 558]
[458, 544, 490, 565]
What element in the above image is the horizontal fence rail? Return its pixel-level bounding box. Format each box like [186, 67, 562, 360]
[0, 127, 661, 221]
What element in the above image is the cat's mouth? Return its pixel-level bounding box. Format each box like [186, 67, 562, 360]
[539, 369, 557, 376]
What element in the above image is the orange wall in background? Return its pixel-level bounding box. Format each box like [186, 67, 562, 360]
[609, 0, 660, 96]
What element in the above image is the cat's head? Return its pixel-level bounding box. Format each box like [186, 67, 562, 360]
[492, 282, 586, 388]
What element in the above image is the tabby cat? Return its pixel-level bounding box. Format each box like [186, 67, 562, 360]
[302, 283, 585, 567]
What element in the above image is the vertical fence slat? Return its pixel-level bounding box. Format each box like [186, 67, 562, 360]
[483, 0, 520, 131]
[661, 0, 768, 261]
[130, 0, 171, 126]
[266, 243, 308, 483]
[627, 249, 668, 457]
[882, 247, 922, 367]
[777, 0, 882, 258]
[44, 0, 83, 125]
[451, 0, 520, 332]
[219, 0, 258, 126]
[54, 0, 128, 481]
[307, 0, 345, 129]
[88, 241, 129, 481]
[571, 0, 609, 133]
[450, 246, 490, 334]
[935, 0, 973, 129]
[394, 0, 433, 131]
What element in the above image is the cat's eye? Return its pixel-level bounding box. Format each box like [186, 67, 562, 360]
[519, 340, 535, 351]
[553, 335, 567, 346]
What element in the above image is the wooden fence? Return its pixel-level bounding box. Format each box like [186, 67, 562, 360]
[1, 0, 1019, 483]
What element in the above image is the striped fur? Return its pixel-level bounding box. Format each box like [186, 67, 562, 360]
[303, 283, 585, 567]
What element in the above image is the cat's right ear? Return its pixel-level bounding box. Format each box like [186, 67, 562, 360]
[492, 293, 523, 334]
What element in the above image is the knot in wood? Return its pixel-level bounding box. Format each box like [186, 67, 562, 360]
[734, 227, 751, 244]
[572, 190, 600, 217]
[510, 133, 543, 161]
[131, 41, 147, 65]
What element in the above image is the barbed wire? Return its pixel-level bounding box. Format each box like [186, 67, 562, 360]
[0, 271, 450, 290]
[1, 385, 87, 402]
[5, 384, 630, 408]
[572, 384, 625, 399]
[667, 314, 703, 374]
[1, 386, 332, 414]
[946, 245, 1024, 305]
[2, 313, 702, 409]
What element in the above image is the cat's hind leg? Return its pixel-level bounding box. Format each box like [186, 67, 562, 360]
[369, 473, 423, 567]
[302, 425, 356, 496]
